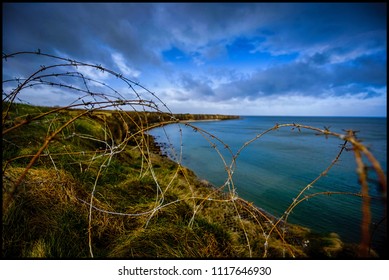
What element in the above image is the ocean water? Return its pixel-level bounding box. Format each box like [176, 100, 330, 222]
[149, 116, 387, 254]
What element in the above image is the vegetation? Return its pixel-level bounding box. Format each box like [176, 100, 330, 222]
[0, 103, 372, 258]
[2, 51, 386, 258]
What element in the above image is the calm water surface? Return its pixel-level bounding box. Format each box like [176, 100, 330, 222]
[149, 116, 387, 254]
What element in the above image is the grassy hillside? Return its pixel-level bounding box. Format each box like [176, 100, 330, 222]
[2, 102, 364, 258]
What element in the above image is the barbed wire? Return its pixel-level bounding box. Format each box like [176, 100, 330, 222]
[2, 50, 386, 258]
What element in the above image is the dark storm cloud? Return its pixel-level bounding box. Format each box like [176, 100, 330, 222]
[4, 4, 90, 56]
[3, 3, 287, 64]
[3, 3, 167, 67]
[4, 3, 385, 66]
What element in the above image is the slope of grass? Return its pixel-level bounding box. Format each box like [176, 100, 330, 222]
[2, 102, 362, 258]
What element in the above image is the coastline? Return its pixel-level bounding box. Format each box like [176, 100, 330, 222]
[3, 104, 368, 258]
[148, 122, 301, 235]
[146, 116, 371, 258]
[149, 132, 286, 226]
[179, 119, 223, 123]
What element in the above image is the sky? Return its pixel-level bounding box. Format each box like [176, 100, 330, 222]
[2, 3, 387, 116]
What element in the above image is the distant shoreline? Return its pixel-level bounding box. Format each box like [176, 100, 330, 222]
[172, 113, 240, 122]
[179, 118, 223, 123]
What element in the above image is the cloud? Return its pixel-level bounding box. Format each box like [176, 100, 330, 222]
[3, 84, 84, 107]
[112, 53, 141, 78]
[175, 73, 215, 99]
[212, 62, 325, 100]
[163, 91, 387, 117]
[153, 3, 278, 48]
[250, 3, 387, 56]
[2, 3, 387, 116]
[212, 52, 386, 101]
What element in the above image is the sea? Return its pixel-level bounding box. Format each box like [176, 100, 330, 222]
[149, 116, 387, 255]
